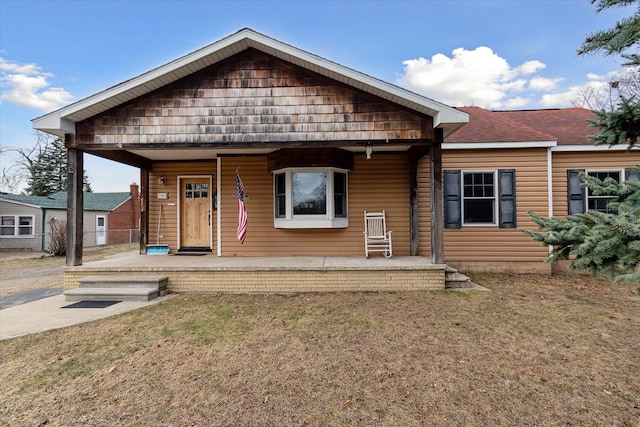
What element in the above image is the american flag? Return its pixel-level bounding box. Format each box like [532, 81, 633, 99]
[236, 171, 248, 244]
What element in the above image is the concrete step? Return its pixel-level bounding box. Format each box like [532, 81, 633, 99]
[64, 287, 159, 302]
[77, 275, 168, 292]
[65, 275, 169, 302]
[444, 266, 473, 289]
[445, 272, 473, 289]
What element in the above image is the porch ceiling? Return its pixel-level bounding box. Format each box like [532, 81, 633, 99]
[109, 144, 413, 162]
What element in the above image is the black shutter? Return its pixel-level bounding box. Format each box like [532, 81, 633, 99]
[567, 169, 586, 215]
[498, 169, 516, 228]
[625, 168, 640, 182]
[444, 170, 461, 228]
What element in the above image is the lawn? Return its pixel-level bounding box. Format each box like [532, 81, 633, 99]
[1, 273, 638, 426]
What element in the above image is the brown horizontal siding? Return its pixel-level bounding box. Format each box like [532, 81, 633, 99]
[219, 153, 410, 256]
[77, 50, 428, 146]
[442, 148, 550, 263]
[148, 161, 217, 251]
[552, 150, 639, 218]
[417, 155, 432, 257]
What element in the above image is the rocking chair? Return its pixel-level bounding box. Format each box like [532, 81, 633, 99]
[364, 211, 393, 258]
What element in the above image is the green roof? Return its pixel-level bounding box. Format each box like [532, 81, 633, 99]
[0, 191, 131, 211]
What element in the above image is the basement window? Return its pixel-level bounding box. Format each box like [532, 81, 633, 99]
[273, 168, 348, 228]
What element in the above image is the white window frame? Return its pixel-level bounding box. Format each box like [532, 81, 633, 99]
[273, 167, 348, 229]
[461, 170, 498, 226]
[0, 215, 36, 238]
[585, 169, 623, 213]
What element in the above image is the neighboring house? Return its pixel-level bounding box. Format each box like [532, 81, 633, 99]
[443, 106, 639, 273]
[104, 182, 140, 244]
[0, 184, 139, 252]
[32, 28, 469, 266]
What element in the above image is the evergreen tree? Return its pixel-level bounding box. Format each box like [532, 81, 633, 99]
[577, 0, 639, 67]
[524, 170, 640, 282]
[525, 0, 639, 283]
[25, 137, 92, 196]
[580, 0, 639, 150]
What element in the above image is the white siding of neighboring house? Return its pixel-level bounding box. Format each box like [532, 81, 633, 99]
[0, 200, 43, 252]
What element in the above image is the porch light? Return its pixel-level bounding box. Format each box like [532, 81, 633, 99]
[158, 176, 166, 185]
[366, 146, 373, 160]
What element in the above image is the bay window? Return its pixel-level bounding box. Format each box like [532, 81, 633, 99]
[273, 168, 348, 228]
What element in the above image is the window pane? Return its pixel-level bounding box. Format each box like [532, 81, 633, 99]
[185, 183, 192, 190]
[201, 191, 208, 198]
[274, 173, 286, 218]
[275, 195, 286, 218]
[464, 173, 493, 197]
[97, 217, 105, 226]
[194, 183, 200, 190]
[18, 216, 33, 236]
[334, 172, 346, 218]
[202, 183, 209, 190]
[588, 197, 616, 214]
[0, 216, 14, 236]
[186, 191, 192, 198]
[293, 172, 326, 215]
[587, 171, 620, 196]
[587, 171, 620, 213]
[275, 174, 286, 195]
[464, 199, 494, 223]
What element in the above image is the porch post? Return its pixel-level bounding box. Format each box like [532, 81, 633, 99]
[66, 135, 83, 266]
[139, 168, 149, 254]
[430, 129, 444, 264]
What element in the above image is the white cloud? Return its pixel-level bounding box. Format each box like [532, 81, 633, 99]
[0, 57, 73, 111]
[529, 76, 563, 92]
[539, 79, 610, 108]
[397, 47, 568, 109]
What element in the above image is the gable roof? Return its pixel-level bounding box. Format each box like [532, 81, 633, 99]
[496, 108, 598, 146]
[443, 106, 627, 151]
[0, 192, 131, 211]
[445, 106, 556, 145]
[33, 28, 468, 138]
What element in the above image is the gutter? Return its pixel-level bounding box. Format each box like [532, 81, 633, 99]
[41, 208, 47, 252]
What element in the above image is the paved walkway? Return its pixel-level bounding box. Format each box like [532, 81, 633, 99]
[0, 288, 64, 310]
[0, 290, 172, 340]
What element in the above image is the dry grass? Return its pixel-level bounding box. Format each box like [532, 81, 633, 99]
[1, 273, 638, 426]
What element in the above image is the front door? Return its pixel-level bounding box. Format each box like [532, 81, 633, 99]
[180, 177, 212, 249]
[96, 215, 106, 245]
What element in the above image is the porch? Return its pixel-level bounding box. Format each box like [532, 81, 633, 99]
[64, 254, 449, 293]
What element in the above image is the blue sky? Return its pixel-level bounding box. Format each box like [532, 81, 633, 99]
[0, 0, 635, 193]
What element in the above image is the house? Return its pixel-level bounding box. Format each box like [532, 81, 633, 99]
[29, 28, 636, 293]
[32, 28, 467, 269]
[0, 183, 139, 252]
[442, 106, 639, 273]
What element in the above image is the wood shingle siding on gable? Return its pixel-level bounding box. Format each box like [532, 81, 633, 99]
[77, 50, 430, 148]
[552, 151, 640, 217]
[441, 148, 550, 267]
